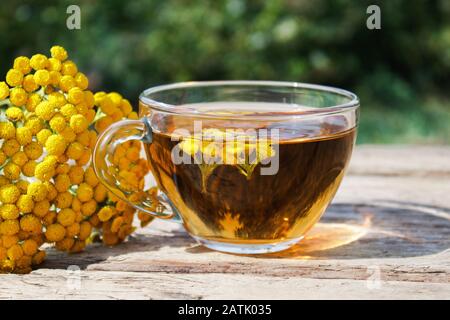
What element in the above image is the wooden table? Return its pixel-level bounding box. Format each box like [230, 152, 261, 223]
[1, 146, 449, 299]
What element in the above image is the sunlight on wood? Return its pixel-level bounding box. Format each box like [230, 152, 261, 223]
[266, 215, 373, 259]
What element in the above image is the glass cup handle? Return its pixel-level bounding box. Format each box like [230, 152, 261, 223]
[93, 118, 182, 223]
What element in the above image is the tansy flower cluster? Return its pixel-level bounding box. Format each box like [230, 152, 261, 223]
[0, 46, 152, 273]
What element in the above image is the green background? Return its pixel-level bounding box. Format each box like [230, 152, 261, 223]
[1, 0, 449, 143]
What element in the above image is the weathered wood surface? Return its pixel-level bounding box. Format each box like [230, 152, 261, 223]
[1, 145, 449, 299]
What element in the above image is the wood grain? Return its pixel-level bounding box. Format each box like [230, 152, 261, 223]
[1, 145, 449, 299]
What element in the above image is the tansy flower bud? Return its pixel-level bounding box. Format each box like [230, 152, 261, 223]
[56, 237, 74, 251]
[70, 114, 89, 133]
[45, 223, 66, 242]
[66, 141, 84, 160]
[57, 208, 76, 227]
[0, 184, 21, 204]
[3, 163, 21, 180]
[35, 160, 56, 181]
[24, 117, 43, 135]
[6, 69, 23, 86]
[0, 81, 10, 99]
[33, 69, 51, 86]
[0, 220, 20, 236]
[27, 181, 48, 202]
[59, 75, 76, 92]
[0, 122, 16, 139]
[5, 107, 24, 121]
[25, 93, 42, 112]
[29, 54, 48, 70]
[22, 74, 39, 92]
[33, 200, 50, 217]
[50, 45, 68, 61]
[49, 115, 67, 133]
[66, 223, 80, 238]
[9, 87, 28, 107]
[16, 180, 29, 194]
[13, 56, 31, 74]
[77, 183, 94, 202]
[35, 101, 55, 121]
[7, 244, 23, 260]
[1, 235, 19, 248]
[11, 151, 28, 167]
[22, 239, 38, 256]
[24, 141, 43, 160]
[61, 60, 78, 76]
[47, 92, 66, 107]
[17, 194, 34, 213]
[55, 174, 71, 192]
[16, 127, 33, 146]
[67, 87, 85, 104]
[49, 70, 62, 86]
[45, 135, 67, 156]
[98, 206, 115, 222]
[0, 204, 19, 220]
[55, 191, 73, 209]
[75, 72, 89, 90]
[20, 215, 42, 235]
[2, 139, 20, 157]
[47, 57, 62, 72]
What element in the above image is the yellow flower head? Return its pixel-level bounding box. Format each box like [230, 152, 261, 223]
[66, 141, 85, 160]
[5, 106, 24, 121]
[35, 101, 56, 121]
[22, 239, 38, 256]
[33, 69, 51, 86]
[6, 69, 23, 86]
[75, 72, 89, 90]
[20, 214, 42, 235]
[0, 184, 21, 204]
[3, 163, 21, 180]
[0, 122, 16, 139]
[29, 54, 48, 70]
[0, 204, 20, 220]
[22, 74, 39, 92]
[50, 45, 68, 61]
[98, 206, 115, 222]
[25, 93, 42, 112]
[67, 87, 85, 105]
[36, 129, 52, 145]
[13, 56, 31, 74]
[0, 220, 20, 236]
[57, 208, 76, 227]
[77, 183, 94, 202]
[47, 57, 62, 72]
[16, 126, 33, 146]
[16, 194, 34, 213]
[45, 223, 66, 242]
[11, 151, 28, 167]
[0, 81, 10, 99]
[24, 117, 44, 135]
[2, 139, 20, 157]
[69, 114, 89, 133]
[61, 60, 78, 76]
[35, 159, 56, 181]
[27, 181, 48, 202]
[9, 87, 28, 106]
[45, 134, 67, 156]
[59, 75, 76, 92]
[49, 115, 67, 133]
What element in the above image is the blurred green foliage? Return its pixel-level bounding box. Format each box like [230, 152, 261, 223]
[1, 0, 449, 143]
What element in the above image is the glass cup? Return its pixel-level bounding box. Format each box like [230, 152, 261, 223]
[93, 81, 359, 254]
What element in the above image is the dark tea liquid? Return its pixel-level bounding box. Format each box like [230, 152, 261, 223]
[145, 112, 356, 245]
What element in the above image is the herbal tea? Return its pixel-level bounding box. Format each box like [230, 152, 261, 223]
[145, 103, 356, 245]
